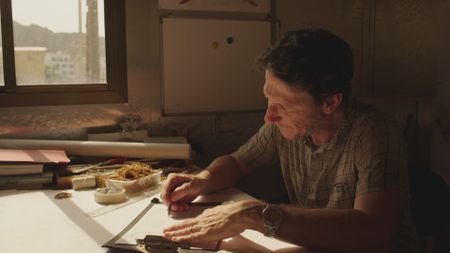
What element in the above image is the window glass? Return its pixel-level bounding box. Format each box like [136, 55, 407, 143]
[11, 0, 106, 85]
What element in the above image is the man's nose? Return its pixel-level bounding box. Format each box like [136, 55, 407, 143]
[264, 104, 281, 123]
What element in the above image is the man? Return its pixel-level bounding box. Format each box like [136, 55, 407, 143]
[161, 28, 417, 253]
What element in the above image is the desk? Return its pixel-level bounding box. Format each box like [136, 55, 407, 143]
[0, 187, 315, 253]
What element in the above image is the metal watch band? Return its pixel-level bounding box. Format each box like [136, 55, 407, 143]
[262, 204, 283, 237]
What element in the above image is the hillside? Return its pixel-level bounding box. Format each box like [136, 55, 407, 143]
[0, 21, 105, 57]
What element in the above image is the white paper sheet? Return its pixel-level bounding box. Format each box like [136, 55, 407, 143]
[113, 198, 297, 252]
[116, 204, 210, 244]
[0, 188, 302, 253]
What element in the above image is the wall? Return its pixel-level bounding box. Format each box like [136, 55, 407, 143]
[431, 0, 450, 185]
[276, 0, 365, 96]
[0, 0, 265, 169]
[127, 0, 266, 166]
[277, 0, 439, 169]
[0, 0, 447, 178]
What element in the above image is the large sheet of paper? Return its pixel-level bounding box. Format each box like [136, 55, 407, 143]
[108, 193, 299, 252]
[116, 204, 208, 244]
[1, 188, 302, 253]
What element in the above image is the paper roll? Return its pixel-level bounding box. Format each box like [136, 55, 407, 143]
[0, 139, 191, 159]
[72, 175, 97, 190]
[56, 175, 74, 189]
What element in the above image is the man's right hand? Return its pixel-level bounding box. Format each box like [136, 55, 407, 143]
[160, 173, 209, 212]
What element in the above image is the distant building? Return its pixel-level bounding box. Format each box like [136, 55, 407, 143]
[9, 47, 47, 85]
[45, 51, 75, 83]
[0, 47, 104, 86]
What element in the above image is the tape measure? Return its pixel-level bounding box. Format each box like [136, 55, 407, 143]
[86, 185, 161, 217]
[94, 187, 126, 204]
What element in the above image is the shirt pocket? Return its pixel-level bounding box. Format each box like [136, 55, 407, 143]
[327, 175, 357, 208]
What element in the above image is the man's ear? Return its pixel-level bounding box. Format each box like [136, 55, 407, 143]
[322, 93, 343, 115]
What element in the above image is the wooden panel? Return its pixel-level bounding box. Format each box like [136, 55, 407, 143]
[373, 0, 437, 96]
[276, 0, 365, 96]
[158, 0, 270, 13]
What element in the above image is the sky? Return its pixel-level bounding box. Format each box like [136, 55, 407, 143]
[11, 0, 105, 37]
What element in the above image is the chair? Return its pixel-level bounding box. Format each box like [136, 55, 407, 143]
[406, 114, 450, 253]
[409, 167, 450, 253]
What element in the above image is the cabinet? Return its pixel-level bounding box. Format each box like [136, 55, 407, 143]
[276, 0, 437, 97]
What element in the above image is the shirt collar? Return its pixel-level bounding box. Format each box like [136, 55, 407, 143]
[301, 99, 360, 153]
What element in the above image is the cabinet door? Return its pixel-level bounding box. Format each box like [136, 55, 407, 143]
[276, 0, 365, 96]
[372, 0, 436, 96]
[277, 0, 437, 97]
[158, 0, 270, 13]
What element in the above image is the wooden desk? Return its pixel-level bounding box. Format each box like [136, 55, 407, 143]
[0, 187, 314, 253]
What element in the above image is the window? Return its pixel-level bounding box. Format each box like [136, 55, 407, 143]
[0, 0, 127, 106]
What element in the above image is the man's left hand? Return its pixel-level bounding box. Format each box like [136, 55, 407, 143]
[163, 200, 264, 243]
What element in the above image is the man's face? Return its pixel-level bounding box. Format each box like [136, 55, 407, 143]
[263, 70, 326, 141]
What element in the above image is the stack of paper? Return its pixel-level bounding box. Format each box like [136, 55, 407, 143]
[0, 149, 70, 189]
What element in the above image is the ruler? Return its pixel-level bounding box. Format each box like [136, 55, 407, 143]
[86, 186, 161, 217]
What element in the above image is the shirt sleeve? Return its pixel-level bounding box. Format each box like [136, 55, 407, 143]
[354, 118, 409, 196]
[233, 123, 280, 171]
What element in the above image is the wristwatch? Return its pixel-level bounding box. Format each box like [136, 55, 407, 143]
[262, 204, 283, 237]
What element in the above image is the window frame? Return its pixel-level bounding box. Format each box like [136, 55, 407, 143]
[0, 0, 127, 107]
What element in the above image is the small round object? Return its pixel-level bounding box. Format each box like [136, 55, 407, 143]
[54, 192, 72, 199]
[94, 187, 126, 204]
[212, 41, 219, 49]
[226, 36, 234, 44]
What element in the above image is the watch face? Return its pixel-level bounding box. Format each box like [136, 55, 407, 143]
[263, 205, 283, 226]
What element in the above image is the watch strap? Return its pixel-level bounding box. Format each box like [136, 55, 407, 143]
[262, 204, 283, 237]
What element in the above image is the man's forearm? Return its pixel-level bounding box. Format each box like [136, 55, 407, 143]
[246, 204, 394, 253]
[283, 207, 392, 252]
[197, 155, 249, 194]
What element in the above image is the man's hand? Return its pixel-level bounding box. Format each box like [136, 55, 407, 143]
[163, 200, 264, 243]
[160, 173, 209, 212]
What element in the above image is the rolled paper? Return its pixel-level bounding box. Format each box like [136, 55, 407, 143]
[0, 139, 191, 159]
[71, 175, 97, 190]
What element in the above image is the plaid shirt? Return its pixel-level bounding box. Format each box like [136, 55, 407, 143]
[234, 100, 417, 253]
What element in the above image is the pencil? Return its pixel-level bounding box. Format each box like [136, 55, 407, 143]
[189, 201, 223, 207]
[167, 202, 222, 215]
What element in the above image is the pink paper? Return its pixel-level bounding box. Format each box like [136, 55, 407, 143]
[0, 149, 70, 163]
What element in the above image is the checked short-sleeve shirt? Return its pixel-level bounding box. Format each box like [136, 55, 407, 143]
[234, 100, 418, 253]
